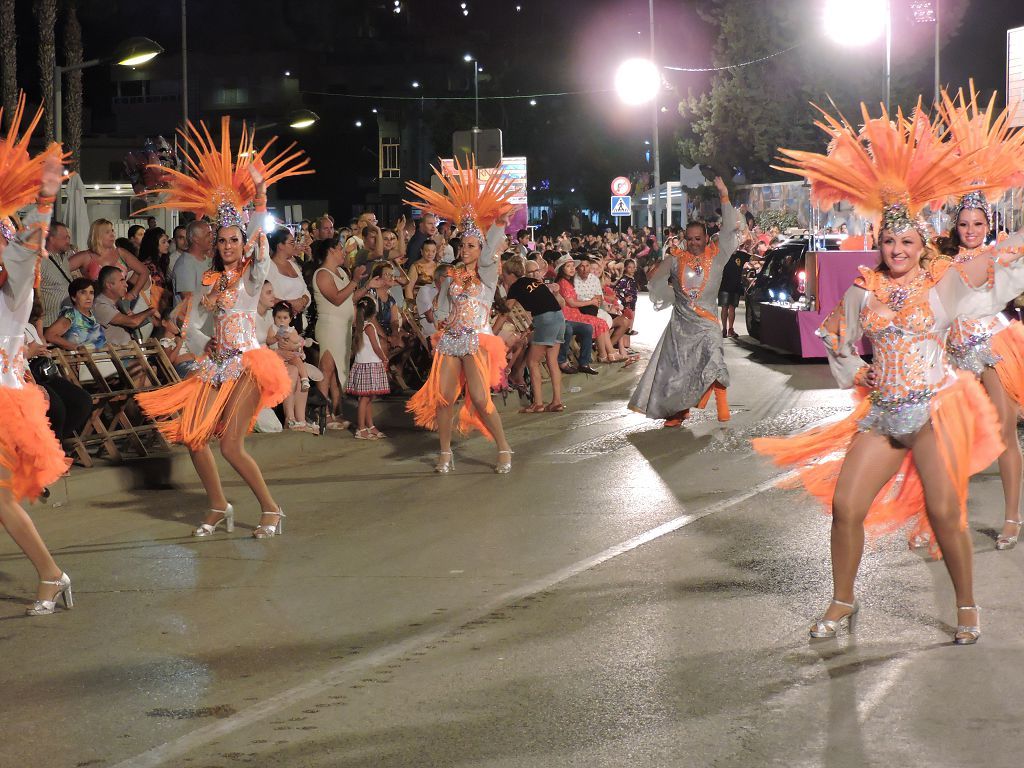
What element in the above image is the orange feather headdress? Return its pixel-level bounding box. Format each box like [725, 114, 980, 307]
[135, 116, 314, 229]
[404, 156, 516, 241]
[773, 98, 984, 242]
[0, 93, 65, 240]
[937, 81, 1024, 225]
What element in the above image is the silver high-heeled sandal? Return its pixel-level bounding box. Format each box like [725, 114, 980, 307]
[193, 503, 234, 537]
[435, 450, 454, 474]
[26, 572, 73, 616]
[954, 605, 981, 645]
[809, 598, 858, 638]
[253, 509, 285, 538]
[494, 449, 513, 474]
[996, 520, 1022, 550]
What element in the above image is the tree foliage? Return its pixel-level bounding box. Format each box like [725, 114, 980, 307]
[674, 0, 970, 184]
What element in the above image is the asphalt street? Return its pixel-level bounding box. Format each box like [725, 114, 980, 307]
[2, 298, 1022, 768]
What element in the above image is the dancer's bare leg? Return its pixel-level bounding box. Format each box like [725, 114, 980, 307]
[0, 469, 63, 602]
[912, 424, 977, 630]
[463, 356, 512, 457]
[219, 376, 278, 521]
[435, 355, 463, 459]
[980, 367, 1023, 541]
[821, 431, 908, 622]
[192, 445, 228, 526]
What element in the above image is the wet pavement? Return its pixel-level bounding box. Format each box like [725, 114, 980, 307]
[2, 300, 1022, 767]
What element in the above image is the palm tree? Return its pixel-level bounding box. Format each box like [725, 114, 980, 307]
[0, 0, 16, 129]
[63, 0, 83, 168]
[36, 0, 57, 142]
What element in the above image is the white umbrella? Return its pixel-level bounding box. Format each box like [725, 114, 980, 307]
[63, 174, 91, 251]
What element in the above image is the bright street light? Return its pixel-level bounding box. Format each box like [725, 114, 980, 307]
[287, 109, 319, 129]
[614, 58, 660, 106]
[114, 36, 164, 66]
[463, 53, 474, 62]
[823, 0, 891, 110]
[823, 0, 886, 43]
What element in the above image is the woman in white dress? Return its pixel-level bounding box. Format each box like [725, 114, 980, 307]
[267, 227, 311, 329]
[311, 236, 385, 429]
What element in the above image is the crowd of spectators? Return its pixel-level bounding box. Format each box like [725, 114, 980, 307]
[35, 194, 828, 455]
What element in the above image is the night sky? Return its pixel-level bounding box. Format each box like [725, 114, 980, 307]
[14, 0, 1024, 213]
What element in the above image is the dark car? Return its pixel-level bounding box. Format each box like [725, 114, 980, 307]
[744, 239, 809, 340]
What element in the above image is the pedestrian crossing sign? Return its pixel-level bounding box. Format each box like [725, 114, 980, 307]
[610, 195, 631, 217]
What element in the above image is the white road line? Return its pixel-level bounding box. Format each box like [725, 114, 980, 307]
[111, 473, 788, 768]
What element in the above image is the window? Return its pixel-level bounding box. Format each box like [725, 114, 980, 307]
[380, 136, 400, 179]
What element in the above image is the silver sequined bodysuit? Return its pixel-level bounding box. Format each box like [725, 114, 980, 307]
[946, 252, 1007, 376]
[434, 224, 506, 358]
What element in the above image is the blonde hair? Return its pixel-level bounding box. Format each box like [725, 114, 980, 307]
[87, 218, 113, 254]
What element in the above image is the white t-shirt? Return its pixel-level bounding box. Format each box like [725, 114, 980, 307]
[416, 284, 439, 336]
[574, 273, 603, 302]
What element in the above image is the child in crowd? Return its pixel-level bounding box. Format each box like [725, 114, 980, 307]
[601, 270, 636, 359]
[346, 297, 390, 439]
[268, 302, 314, 391]
[416, 263, 449, 341]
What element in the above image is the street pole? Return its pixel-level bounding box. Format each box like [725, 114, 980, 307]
[934, 0, 940, 104]
[884, 0, 892, 111]
[181, 0, 188, 128]
[473, 62, 479, 129]
[649, 0, 661, 238]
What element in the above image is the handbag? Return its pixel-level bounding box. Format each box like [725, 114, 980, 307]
[29, 355, 60, 383]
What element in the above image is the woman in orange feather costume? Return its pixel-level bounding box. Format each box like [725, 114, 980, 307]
[404, 160, 518, 473]
[753, 96, 1024, 644]
[135, 118, 312, 538]
[934, 84, 1024, 550]
[0, 96, 75, 615]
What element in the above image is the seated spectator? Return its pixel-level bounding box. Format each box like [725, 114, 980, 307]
[369, 262, 402, 348]
[151, 287, 195, 379]
[416, 263, 448, 339]
[45, 277, 106, 351]
[92, 265, 161, 346]
[502, 257, 566, 413]
[602, 270, 635, 358]
[404, 239, 439, 301]
[255, 282, 315, 433]
[24, 298, 92, 442]
[556, 257, 624, 363]
[267, 302, 315, 391]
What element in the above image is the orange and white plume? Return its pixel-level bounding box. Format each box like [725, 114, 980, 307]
[404, 156, 516, 239]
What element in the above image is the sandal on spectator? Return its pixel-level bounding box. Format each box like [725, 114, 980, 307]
[621, 356, 639, 368]
[354, 428, 373, 439]
[545, 402, 566, 412]
[326, 416, 351, 430]
[369, 427, 387, 439]
[519, 403, 546, 413]
[287, 420, 317, 433]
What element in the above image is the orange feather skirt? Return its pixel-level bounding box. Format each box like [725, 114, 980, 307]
[753, 373, 1003, 558]
[137, 347, 291, 451]
[407, 333, 507, 441]
[0, 384, 71, 502]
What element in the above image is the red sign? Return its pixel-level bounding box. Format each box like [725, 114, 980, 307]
[610, 176, 631, 196]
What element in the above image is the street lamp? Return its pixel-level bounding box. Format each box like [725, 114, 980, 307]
[823, 0, 891, 110]
[463, 53, 480, 128]
[613, 1, 662, 232]
[614, 53, 662, 232]
[253, 109, 321, 132]
[55, 36, 164, 144]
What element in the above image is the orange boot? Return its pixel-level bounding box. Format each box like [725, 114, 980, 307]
[714, 383, 730, 422]
[696, 385, 714, 410]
